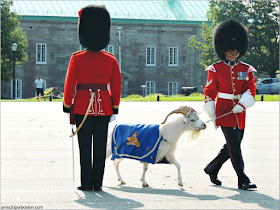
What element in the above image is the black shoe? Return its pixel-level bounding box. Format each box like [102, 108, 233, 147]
[204, 168, 222, 185]
[77, 186, 93, 191]
[238, 183, 257, 190]
[94, 186, 102, 191]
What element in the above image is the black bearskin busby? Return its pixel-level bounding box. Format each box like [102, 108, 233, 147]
[213, 19, 248, 61]
[78, 5, 111, 51]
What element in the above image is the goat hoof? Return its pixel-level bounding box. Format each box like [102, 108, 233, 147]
[121, 181, 126, 185]
[142, 183, 149, 187]
[178, 183, 183, 187]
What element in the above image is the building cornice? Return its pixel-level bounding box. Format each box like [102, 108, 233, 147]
[20, 16, 211, 25]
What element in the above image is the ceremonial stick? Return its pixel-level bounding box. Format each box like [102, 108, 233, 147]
[201, 85, 204, 94]
[71, 125, 75, 182]
[70, 89, 95, 138]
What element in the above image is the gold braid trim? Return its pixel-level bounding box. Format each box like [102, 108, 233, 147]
[70, 89, 95, 138]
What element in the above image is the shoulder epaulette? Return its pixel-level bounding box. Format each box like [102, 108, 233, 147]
[206, 65, 216, 72]
[73, 49, 86, 55]
[102, 50, 115, 57]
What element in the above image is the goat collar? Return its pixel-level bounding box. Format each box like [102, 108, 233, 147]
[186, 110, 192, 117]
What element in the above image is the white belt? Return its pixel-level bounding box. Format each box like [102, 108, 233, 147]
[217, 92, 241, 100]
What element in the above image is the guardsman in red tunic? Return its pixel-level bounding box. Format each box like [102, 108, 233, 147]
[203, 19, 257, 190]
[63, 5, 122, 191]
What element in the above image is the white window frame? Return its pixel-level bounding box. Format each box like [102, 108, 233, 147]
[145, 81, 156, 96]
[168, 47, 178, 67]
[168, 82, 178, 96]
[11, 79, 22, 99]
[146, 46, 156, 66]
[105, 45, 114, 54]
[36, 43, 47, 64]
[34, 80, 47, 97]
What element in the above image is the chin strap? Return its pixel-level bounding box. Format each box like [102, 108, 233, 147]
[225, 51, 240, 58]
[70, 89, 95, 138]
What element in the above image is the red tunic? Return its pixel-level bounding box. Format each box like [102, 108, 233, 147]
[204, 61, 256, 129]
[63, 50, 122, 116]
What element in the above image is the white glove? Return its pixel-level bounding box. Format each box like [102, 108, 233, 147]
[110, 114, 117, 122]
[232, 104, 244, 113]
[66, 113, 70, 119]
[239, 89, 255, 108]
[203, 101, 217, 129]
[232, 89, 255, 114]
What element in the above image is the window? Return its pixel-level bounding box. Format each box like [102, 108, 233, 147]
[168, 82, 178, 96]
[36, 43, 47, 64]
[10, 79, 22, 99]
[146, 46, 156, 66]
[272, 78, 279, 83]
[105, 45, 114, 54]
[169, 47, 178, 66]
[146, 81, 156, 96]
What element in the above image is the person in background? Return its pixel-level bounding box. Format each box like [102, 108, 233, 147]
[203, 19, 257, 190]
[34, 75, 45, 101]
[63, 5, 122, 192]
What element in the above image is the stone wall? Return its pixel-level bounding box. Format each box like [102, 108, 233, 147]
[1, 18, 207, 99]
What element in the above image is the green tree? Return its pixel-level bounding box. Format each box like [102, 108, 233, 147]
[1, 0, 28, 82]
[189, 0, 279, 77]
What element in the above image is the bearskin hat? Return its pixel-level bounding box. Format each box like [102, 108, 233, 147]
[78, 5, 111, 51]
[213, 19, 248, 60]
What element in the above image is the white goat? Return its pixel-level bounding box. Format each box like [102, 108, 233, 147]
[106, 106, 206, 187]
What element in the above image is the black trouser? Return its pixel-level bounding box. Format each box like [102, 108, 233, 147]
[36, 88, 44, 96]
[75, 115, 110, 188]
[205, 127, 250, 185]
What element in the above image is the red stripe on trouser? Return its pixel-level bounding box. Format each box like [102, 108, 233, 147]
[222, 127, 238, 172]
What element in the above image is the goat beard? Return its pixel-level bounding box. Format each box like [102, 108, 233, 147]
[186, 130, 200, 143]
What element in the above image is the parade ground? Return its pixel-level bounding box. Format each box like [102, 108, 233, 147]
[1, 101, 279, 209]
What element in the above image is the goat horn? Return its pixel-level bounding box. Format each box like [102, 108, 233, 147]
[161, 106, 192, 124]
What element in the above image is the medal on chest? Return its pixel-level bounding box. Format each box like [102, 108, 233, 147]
[237, 72, 249, 81]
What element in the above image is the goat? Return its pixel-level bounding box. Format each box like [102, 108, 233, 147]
[106, 106, 206, 187]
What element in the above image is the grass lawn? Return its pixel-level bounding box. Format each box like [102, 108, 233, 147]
[1, 93, 279, 102]
[121, 93, 279, 102]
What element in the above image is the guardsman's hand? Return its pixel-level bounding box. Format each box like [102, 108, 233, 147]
[63, 104, 71, 113]
[232, 104, 244, 113]
[110, 114, 117, 122]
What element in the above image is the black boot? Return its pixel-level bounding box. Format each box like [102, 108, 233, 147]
[94, 186, 102, 191]
[204, 168, 222, 185]
[77, 186, 93, 191]
[238, 183, 257, 190]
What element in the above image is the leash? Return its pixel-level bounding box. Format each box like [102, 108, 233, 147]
[70, 89, 95, 138]
[206, 111, 233, 123]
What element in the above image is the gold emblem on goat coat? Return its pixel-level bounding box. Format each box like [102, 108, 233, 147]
[126, 132, 140, 147]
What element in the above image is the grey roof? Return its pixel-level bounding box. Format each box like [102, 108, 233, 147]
[11, 1, 209, 21]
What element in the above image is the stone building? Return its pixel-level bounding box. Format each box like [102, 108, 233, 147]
[1, 1, 210, 99]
